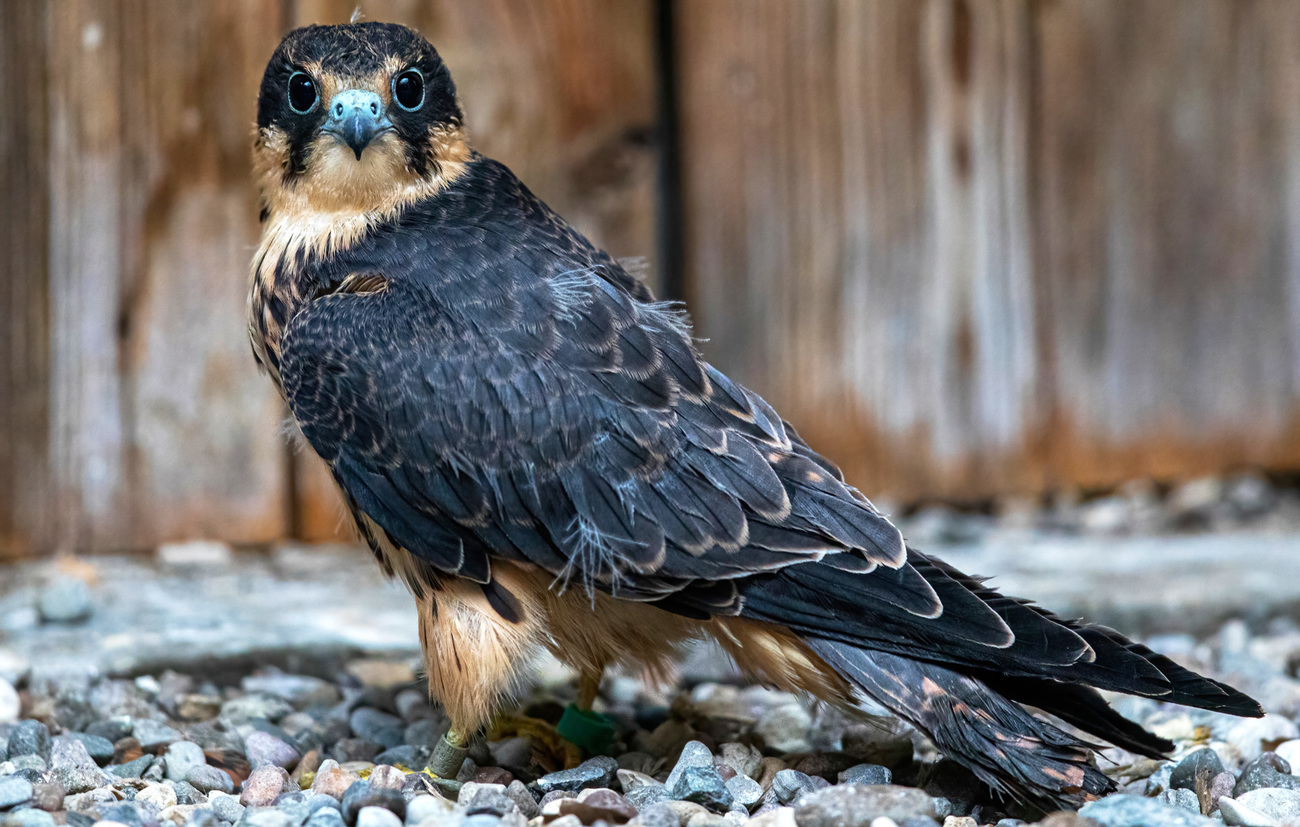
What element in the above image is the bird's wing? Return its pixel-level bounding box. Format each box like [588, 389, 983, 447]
[279, 237, 1258, 720]
[279, 255, 907, 608]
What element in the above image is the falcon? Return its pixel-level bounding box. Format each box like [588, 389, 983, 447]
[248, 22, 1260, 807]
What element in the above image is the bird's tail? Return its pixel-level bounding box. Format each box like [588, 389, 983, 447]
[805, 639, 1118, 809]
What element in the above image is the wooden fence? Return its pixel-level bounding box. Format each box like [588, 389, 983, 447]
[3, 0, 1299, 557]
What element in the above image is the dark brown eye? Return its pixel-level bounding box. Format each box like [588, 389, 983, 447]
[393, 69, 424, 111]
[287, 71, 318, 114]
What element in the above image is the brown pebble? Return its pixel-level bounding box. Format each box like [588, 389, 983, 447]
[474, 766, 514, 786]
[30, 781, 65, 811]
[563, 788, 637, 823]
[291, 749, 322, 786]
[113, 736, 144, 764]
[756, 757, 786, 791]
[239, 765, 292, 807]
[311, 759, 362, 800]
[1209, 770, 1235, 813]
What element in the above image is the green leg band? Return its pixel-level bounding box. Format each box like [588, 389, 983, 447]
[556, 703, 617, 756]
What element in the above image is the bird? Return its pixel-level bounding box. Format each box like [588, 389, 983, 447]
[247, 21, 1262, 808]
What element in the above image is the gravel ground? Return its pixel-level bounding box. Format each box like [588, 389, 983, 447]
[3, 474, 1300, 827]
[3, 617, 1300, 827]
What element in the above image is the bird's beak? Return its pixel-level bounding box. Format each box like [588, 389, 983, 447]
[323, 89, 393, 160]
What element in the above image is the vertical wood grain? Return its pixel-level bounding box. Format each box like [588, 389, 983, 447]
[1033, 1, 1300, 487]
[0, 1, 52, 559]
[678, 0, 1041, 498]
[289, 0, 660, 538]
[117, 0, 291, 545]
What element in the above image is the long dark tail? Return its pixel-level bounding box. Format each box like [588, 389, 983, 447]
[806, 639, 1116, 808]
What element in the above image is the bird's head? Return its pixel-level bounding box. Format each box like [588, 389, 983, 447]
[253, 22, 470, 220]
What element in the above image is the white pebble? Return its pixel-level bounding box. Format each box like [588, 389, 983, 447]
[354, 807, 403, 827]
[0, 678, 18, 723]
[137, 783, 178, 811]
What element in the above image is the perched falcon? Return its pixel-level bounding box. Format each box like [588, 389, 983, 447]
[248, 22, 1260, 807]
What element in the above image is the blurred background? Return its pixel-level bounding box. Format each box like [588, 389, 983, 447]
[4, 0, 1300, 564]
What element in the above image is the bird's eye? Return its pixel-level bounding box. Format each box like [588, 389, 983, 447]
[393, 69, 424, 111]
[287, 71, 318, 114]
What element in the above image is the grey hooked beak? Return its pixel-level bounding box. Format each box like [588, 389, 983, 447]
[324, 89, 392, 160]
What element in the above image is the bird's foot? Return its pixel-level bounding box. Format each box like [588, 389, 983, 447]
[489, 714, 583, 771]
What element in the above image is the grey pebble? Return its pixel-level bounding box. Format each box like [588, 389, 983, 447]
[505, 780, 539, 819]
[632, 801, 682, 827]
[2, 809, 56, 827]
[243, 809, 295, 827]
[664, 741, 713, 793]
[167, 778, 205, 805]
[0, 777, 34, 810]
[85, 716, 132, 744]
[221, 694, 293, 726]
[671, 766, 733, 812]
[63, 733, 114, 766]
[355, 807, 403, 827]
[245, 731, 300, 770]
[165, 740, 208, 781]
[52, 767, 103, 794]
[532, 756, 618, 794]
[241, 674, 340, 710]
[9, 756, 44, 774]
[98, 801, 146, 827]
[372, 747, 425, 769]
[459, 781, 514, 816]
[36, 577, 92, 624]
[348, 709, 405, 749]
[724, 774, 762, 810]
[1170, 748, 1226, 791]
[1158, 788, 1201, 813]
[402, 719, 440, 750]
[341, 780, 406, 823]
[1235, 753, 1300, 797]
[793, 785, 936, 827]
[50, 736, 96, 772]
[110, 755, 155, 779]
[210, 793, 245, 823]
[1233, 788, 1300, 822]
[188, 764, 235, 794]
[1078, 793, 1216, 827]
[772, 770, 817, 805]
[305, 807, 347, 827]
[132, 719, 182, 751]
[6, 722, 50, 763]
[837, 764, 892, 786]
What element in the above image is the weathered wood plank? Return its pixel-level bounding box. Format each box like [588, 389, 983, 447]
[21, 0, 291, 555]
[1032, 0, 1300, 488]
[678, 0, 1300, 501]
[117, 0, 291, 545]
[290, 0, 659, 538]
[0, 1, 52, 559]
[678, 0, 1041, 500]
